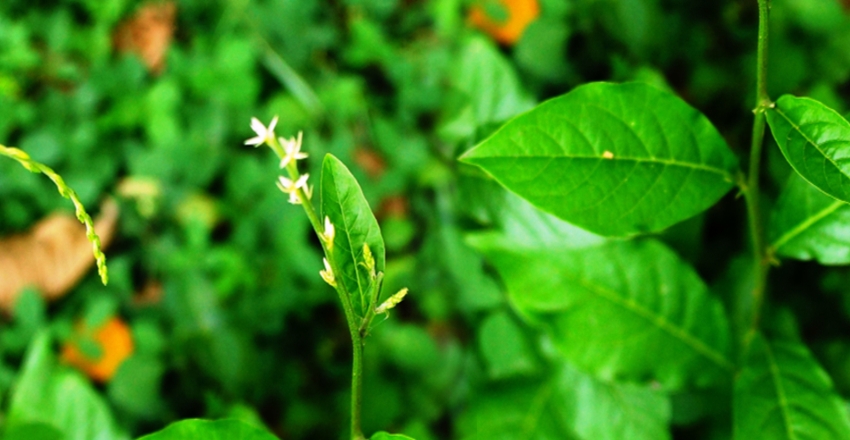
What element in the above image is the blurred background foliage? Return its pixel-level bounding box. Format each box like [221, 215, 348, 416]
[2, 0, 850, 439]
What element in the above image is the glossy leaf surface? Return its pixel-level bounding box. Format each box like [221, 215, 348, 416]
[766, 95, 850, 203]
[473, 239, 733, 389]
[460, 82, 738, 236]
[734, 336, 850, 440]
[769, 172, 850, 264]
[321, 154, 385, 317]
[137, 419, 279, 440]
[457, 363, 670, 440]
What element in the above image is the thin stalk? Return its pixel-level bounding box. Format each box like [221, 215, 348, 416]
[269, 137, 365, 440]
[744, 0, 772, 333]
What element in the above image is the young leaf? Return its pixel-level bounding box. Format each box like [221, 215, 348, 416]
[766, 95, 850, 203]
[457, 363, 670, 440]
[321, 154, 385, 318]
[734, 336, 850, 440]
[459, 82, 739, 237]
[472, 239, 733, 389]
[137, 419, 279, 440]
[769, 172, 850, 264]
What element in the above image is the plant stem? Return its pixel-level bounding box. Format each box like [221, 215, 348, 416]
[269, 138, 365, 439]
[744, 0, 772, 333]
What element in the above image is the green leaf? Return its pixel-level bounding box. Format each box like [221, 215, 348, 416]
[457, 363, 670, 440]
[473, 239, 733, 389]
[6, 332, 128, 440]
[440, 36, 535, 140]
[478, 311, 539, 380]
[137, 419, 278, 440]
[460, 82, 739, 237]
[370, 432, 415, 440]
[769, 172, 850, 264]
[766, 95, 850, 204]
[464, 190, 606, 252]
[734, 336, 850, 440]
[321, 154, 385, 318]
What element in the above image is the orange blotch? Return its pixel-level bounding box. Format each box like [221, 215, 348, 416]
[468, 0, 540, 45]
[61, 317, 134, 383]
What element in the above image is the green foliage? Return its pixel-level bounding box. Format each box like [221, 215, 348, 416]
[767, 95, 850, 204]
[370, 432, 415, 440]
[4, 0, 850, 439]
[6, 333, 126, 440]
[769, 172, 850, 264]
[734, 335, 850, 439]
[457, 362, 670, 440]
[321, 154, 386, 318]
[460, 82, 739, 237]
[136, 419, 278, 440]
[471, 239, 733, 389]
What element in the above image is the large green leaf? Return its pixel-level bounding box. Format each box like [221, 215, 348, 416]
[457, 363, 670, 440]
[766, 95, 850, 203]
[473, 239, 733, 389]
[460, 82, 739, 237]
[137, 419, 278, 440]
[321, 153, 385, 318]
[6, 332, 128, 440]
[769, 172, 850, 264]
[734, 336, 850, 440]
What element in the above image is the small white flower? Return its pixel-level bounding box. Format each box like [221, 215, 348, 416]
[320, 258, 337, 287]
[276, 173, 310, 204]
[322, 216, 335, 249]
[279, 131, 308, 168]
[244, 116, 279, 147]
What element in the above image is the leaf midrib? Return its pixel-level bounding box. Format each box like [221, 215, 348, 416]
[564, 271, 734, 373]
[770, 200, 845, 250]
[763, 342, 798, 440]
[330, 172, 368, 312]
[772, 106, 850, 190]
[473, 154, 732, 178]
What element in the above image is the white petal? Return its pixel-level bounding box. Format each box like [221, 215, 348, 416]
[250, 117, 265, 135]
[268, 116, 279, 133]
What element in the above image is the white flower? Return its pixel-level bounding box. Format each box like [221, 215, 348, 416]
[320, 258, 337, 287]
[244, 116, 279, 146]
[279, 131, 308, 168]
[276, 174, 310, 204]
[322, 216, 335, 249]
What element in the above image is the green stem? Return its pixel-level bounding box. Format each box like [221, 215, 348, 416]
[268, 137, 365, 440]
[744, 0, 772, 334]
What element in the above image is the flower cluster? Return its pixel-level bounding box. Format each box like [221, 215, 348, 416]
[245, 116, 311, 205]
[246, 117, 339, 290]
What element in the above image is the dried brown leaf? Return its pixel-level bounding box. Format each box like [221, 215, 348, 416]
[0, 199, 119, 311]
[113, 2, 176, 74]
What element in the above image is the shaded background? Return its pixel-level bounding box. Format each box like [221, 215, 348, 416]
[2, 0, 850, 438]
